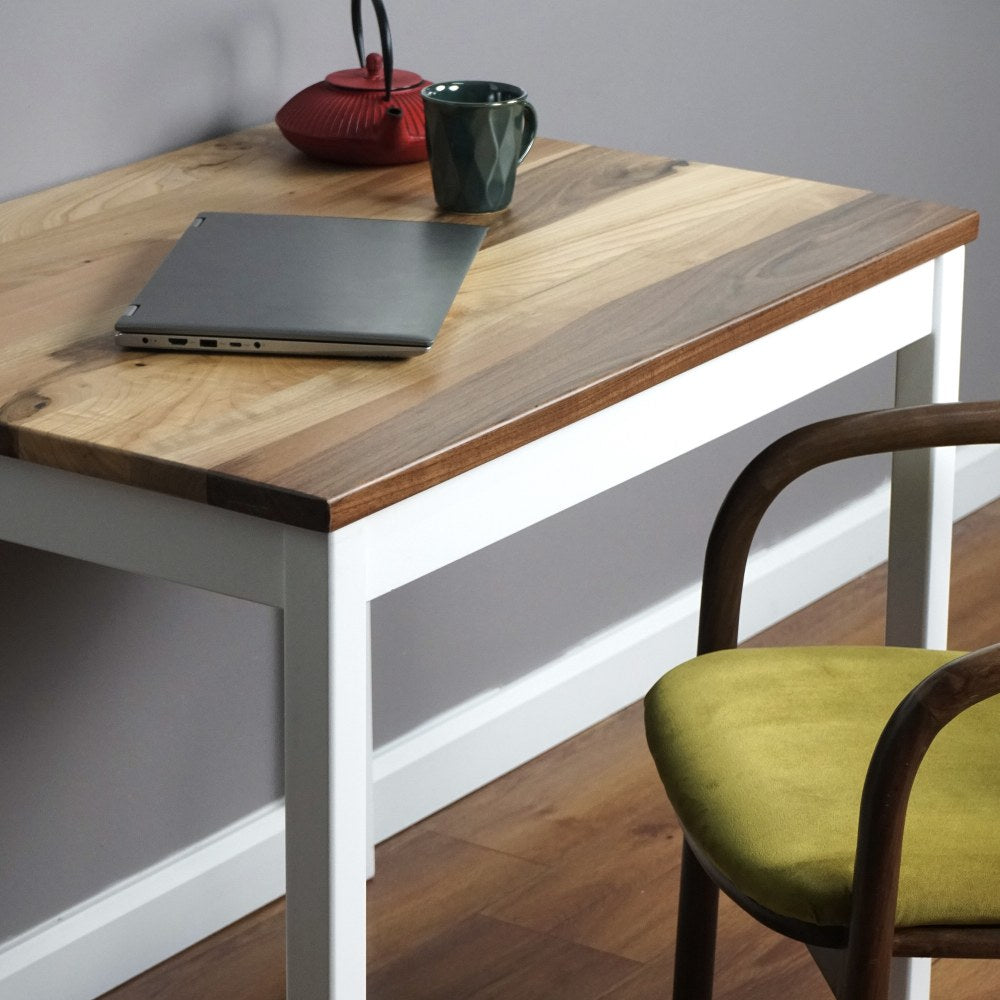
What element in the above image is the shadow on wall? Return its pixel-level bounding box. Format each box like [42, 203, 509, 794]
[0, 0, 299, 200]
[0, 540, 282, 942]
[370, 356, 894, 746]
[120, 3, 287, 155]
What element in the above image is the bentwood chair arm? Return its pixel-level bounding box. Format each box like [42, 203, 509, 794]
[698, 400, 1000, 656]
[842, 642, 1000, 998]
[691, 398, 1000, 999]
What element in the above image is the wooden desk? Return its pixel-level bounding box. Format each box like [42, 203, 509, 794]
[0, 126, 978, 999]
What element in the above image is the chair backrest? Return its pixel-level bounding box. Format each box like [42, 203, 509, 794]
[682, 399, 1000, 999]
[698, 400, 1000, 655]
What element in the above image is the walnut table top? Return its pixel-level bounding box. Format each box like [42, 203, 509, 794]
[0, 126, 978, 530]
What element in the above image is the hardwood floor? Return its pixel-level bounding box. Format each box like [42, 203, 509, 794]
[101, 498, 1000, 1000]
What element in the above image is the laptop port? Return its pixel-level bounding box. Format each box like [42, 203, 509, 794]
[199, 339, 218, 348]
[168, 337, 188, 346]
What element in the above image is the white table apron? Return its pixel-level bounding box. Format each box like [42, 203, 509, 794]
[0, 249, 963, 1000]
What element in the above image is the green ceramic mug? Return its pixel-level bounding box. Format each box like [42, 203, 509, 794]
[421, 81, 538, 213]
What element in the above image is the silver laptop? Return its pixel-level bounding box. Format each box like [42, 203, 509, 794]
[114, 212, 487, 358]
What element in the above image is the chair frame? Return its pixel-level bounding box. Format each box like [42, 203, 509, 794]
[672, 399, 1000, 1000]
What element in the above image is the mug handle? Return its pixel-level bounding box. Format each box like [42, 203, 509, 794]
[517, 100, 538, 165]
[351, 0, 394, 102]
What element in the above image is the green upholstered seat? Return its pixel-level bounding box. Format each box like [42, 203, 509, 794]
[644, 646, 1000, 929]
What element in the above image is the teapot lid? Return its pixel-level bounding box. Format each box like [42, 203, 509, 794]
[326, 53, 424, 92]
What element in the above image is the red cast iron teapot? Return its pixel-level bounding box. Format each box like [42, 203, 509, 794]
[276, 0, 430, 165]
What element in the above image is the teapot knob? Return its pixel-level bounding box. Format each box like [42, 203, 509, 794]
[353, 0, 394, 101]
[365, 52, 384, 80]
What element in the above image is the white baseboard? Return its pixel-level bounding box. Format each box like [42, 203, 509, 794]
[953, 442, 1000, 518]
[374, 442, 1000, 840]
[3, 443, 998, 1000]
[0, 806, 285, 1000]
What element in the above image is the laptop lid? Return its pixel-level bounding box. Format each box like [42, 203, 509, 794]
[114, 212, 487, 358]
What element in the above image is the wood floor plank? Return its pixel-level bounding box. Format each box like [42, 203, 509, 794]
[365, 828, 548, 971]
[930, 958, 1000, 998]
[424, 701, 667, 866]
[100, 900, 286, 1000]
[425, 703, 681, 962]
[593, 905, 834, 1000]
[478, 779, 681, 963]
[369, 912, 640, 1000]
[711, 905, 833, 1000]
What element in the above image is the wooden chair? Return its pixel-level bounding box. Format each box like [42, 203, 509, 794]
[643, 400, 1000, 1000]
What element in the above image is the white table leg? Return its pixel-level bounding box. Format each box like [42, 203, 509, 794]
[283, 524, 370, 1000]
[882, 248, 965, 999]
[886, 248, 964, 650]
[809, 946, 934, 999]
[887, 954, 933, 1000]
[367, 638, 377, 880]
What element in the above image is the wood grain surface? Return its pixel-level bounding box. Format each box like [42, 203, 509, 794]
[0, 126, 979, 530]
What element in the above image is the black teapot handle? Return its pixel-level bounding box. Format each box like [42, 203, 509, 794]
[351, 0, 394, 101]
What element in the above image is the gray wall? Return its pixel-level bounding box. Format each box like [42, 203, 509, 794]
[2, 0, 997, 941]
